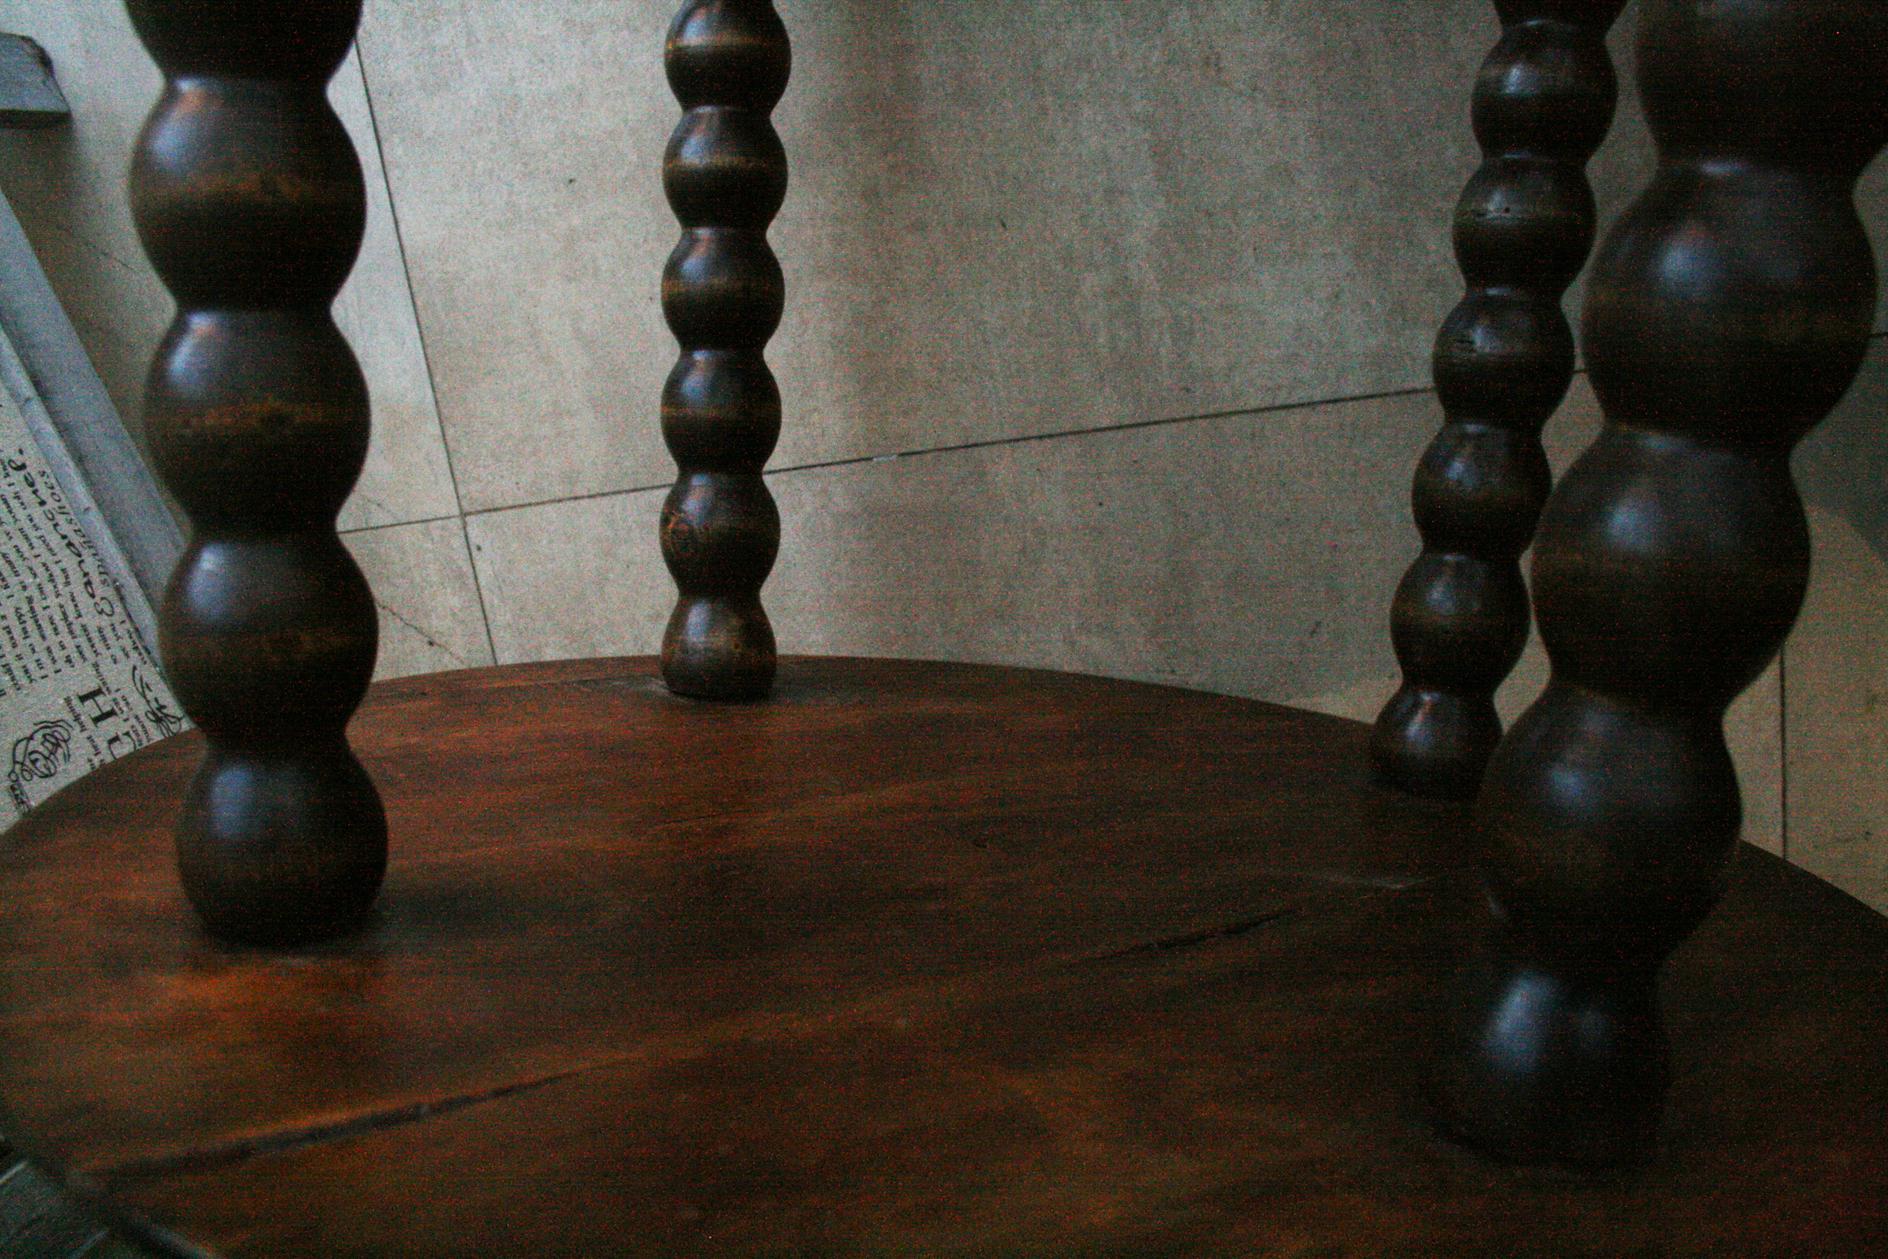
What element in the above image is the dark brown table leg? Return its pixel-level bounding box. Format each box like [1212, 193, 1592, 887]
[126, 0, 386, 945]
[1374, 0, 1625, 801]
[659, 0, 789, 700]
[1432, 0, 1888, 1165]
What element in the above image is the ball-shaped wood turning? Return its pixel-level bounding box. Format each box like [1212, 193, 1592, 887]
[1431, 0, 1888, 1165]
[1373, 0, 1626, 800]
[126, 0, 386, 945]
[658, 0, 790, 700]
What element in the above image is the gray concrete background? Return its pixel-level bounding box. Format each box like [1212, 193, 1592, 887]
[1, 0, 1883, 905]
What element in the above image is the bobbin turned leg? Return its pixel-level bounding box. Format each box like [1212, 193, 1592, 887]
[1373, 0, 1625, 801]
[1432, 0, 1888, 1164]
[127, 1, 386, 946]
[659, 0, 789, 700]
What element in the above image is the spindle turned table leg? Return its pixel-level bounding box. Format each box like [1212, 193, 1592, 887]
[1373, 0, 1625, 801]
[1431, 0, 1888, 1165]
[126, 0, 386, 945]
[659, 0, 789, 700]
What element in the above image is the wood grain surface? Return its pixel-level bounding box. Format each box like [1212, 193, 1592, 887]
[0, 657, 1882, 1256]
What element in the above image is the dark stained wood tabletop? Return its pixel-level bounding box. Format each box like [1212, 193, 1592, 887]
[0, 657, 1883, 1257]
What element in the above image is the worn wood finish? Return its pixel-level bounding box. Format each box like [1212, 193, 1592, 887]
[658, 0, 789, 700]
[0, 659, 1885, 1256]
[1372, 0, 1625, 801]
[1433, 0, 1888, 1166]
[126, 0, 386, 944]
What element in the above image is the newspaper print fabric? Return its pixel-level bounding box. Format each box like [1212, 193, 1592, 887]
[0, 386, 181, 822]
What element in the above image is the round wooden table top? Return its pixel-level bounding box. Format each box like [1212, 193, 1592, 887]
[0, 656, 1884, 1257]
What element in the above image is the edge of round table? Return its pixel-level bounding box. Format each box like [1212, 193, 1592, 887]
[0, 656, 1884, 1257]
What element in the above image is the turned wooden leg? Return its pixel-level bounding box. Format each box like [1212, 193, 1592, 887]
[1432, 0, 1888, 1165]
[659, 0, 789, 700]
[1373, 0, 1625, 800]
[127, 1, 386, 945]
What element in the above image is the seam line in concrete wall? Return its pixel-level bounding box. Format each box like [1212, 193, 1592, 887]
[1778, 648, 1790, 861]
[341, 322, 1888, 534]
[350, 35, 499, 669]
[462, 381, 1442, 523]
[340, 513, 462, 539]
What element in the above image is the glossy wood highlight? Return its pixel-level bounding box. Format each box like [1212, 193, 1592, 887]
[1432, 0, 1888, 1165]
[1373, 0, 1625, 801]
[125, 0, 386, 945]
[0, 659, 1884, 1256]
[658, 0, 789, 700]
